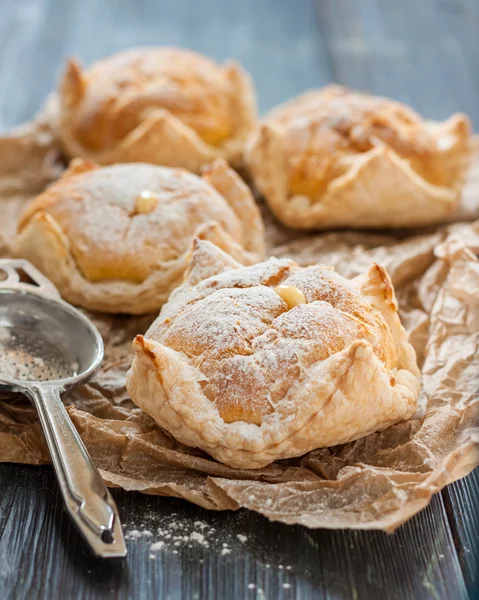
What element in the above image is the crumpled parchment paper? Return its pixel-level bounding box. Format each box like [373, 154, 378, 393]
[0, 107, 478, 532]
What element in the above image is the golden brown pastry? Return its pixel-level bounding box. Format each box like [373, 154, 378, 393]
[15, 159, 264, 314]
[246, 85, 471, 229]
[59, 47, 257, 171]
[126, 240, 420, 468]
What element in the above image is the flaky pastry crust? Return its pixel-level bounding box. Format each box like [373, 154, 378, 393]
[15, 159, 264, 314]
[246, 85, 471, 229]
[58, 47, 257, 171]
[126, 240, 420, 468]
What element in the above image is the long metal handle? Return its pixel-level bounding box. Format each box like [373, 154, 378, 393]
[28, 384, 126, 557]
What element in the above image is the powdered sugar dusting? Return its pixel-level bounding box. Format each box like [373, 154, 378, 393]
[123, 515, 248, 556]
[24, 163, 246, 286]
[123, 514, 294, 581]
[150, 540, 164, 551]
[152, 247, 393, 424]
[262, 85, 450, 196]
[125, 529, 142, 539]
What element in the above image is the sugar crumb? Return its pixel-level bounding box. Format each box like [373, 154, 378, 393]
[150, 541, 164, 551]
[189, 531, 206, 545]
[124, 513, 252, 557]
[126, 529, 141, 539]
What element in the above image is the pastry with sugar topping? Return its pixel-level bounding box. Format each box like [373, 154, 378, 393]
[246, 84, 470, 229]
[127, 240, 420, 468]
[58, 47, 257, 171]
[15, 158, 264, 314]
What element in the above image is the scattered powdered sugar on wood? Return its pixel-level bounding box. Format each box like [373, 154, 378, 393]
[150, 541, 165, 551]
[123, 514, 294, 580]
[189, 532, 207, 546]
[123, 514, 250, 556]
[125, 529, 142, 539]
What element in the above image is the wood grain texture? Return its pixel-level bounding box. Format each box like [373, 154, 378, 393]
[315, 0, 479, 126]
[0, 0, 478, 598]
[0, 465, 471, 600]
[443, 469, 479, 598]
[0, 0, 332, 128]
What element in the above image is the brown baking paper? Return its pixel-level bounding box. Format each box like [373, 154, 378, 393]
[0, 108, 478, 531]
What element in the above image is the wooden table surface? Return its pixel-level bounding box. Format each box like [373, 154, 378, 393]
[0, 1, 478, 599]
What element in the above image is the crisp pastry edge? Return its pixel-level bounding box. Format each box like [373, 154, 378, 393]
[126, 241, 421, 469]
[59, 57, 258, 172]
[245, 97, 471, 230]
[14, 159, 265, 314]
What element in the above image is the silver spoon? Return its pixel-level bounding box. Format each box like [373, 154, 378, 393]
[0, 259, 126, 558]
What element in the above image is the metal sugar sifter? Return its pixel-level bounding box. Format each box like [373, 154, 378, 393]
[0, 259, 126, 558]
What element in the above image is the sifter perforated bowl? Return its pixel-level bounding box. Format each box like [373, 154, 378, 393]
[0, 259, 126, 558]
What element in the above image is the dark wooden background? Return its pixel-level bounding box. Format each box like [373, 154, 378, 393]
[0, 1, 478, 599]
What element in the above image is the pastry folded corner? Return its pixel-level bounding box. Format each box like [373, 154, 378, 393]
[14, 159, 264, 314]
[58, 49, 259, 171]
[245, 88, 471, 230]
[247, 125, 463, 229]
[127, 241, 421, 469]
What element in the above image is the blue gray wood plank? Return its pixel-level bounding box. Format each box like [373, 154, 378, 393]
[0, 465, 470, 600]
[443, 469, 479, 597]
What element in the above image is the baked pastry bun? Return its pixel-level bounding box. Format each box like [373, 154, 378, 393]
[246, 85, 471, 230]
[126, 240, 420, 468]
[15, 159, 264, 314]
[59, 47, 257, 171]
